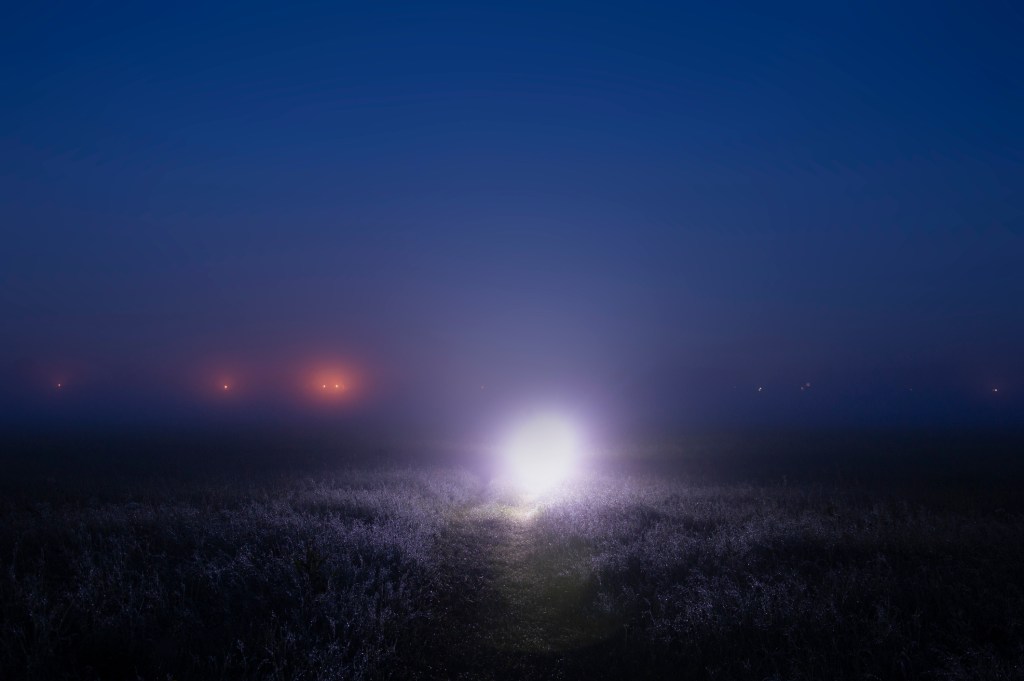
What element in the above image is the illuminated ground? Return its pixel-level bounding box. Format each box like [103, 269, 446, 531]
[426, 474, 1024, 680]
[439, 497, 624, 664]
[2, 430, 1024, 679]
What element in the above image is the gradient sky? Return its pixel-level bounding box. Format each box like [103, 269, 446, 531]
[2, 2, 1022, 431]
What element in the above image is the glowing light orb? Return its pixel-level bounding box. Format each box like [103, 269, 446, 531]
[500, 414, 583, 497]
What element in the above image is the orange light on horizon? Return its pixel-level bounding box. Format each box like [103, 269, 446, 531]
[213, 376, 236, 396]
[307, 364, 358, 403]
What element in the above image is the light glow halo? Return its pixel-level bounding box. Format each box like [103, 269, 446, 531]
[499, 414, 582, 497]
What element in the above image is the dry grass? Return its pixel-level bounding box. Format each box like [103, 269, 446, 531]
[2, 462, 1023, 679]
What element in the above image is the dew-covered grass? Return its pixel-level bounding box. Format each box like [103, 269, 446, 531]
[2, 450, 1023, 680]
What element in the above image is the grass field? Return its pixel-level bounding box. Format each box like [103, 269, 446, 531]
[2, 430, 1023, 679]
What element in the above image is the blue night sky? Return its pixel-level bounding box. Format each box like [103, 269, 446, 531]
[2, 2, 1022, 430]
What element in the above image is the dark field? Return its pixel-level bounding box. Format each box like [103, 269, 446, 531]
[2, 429, 1024, 680]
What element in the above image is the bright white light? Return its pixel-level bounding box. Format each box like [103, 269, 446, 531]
[500, 414, 582, 497]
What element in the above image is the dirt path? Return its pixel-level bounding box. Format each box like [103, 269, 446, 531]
[430, 498, 623, 679]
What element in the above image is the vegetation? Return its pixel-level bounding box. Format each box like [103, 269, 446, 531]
[2, 449, 1023, 679]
